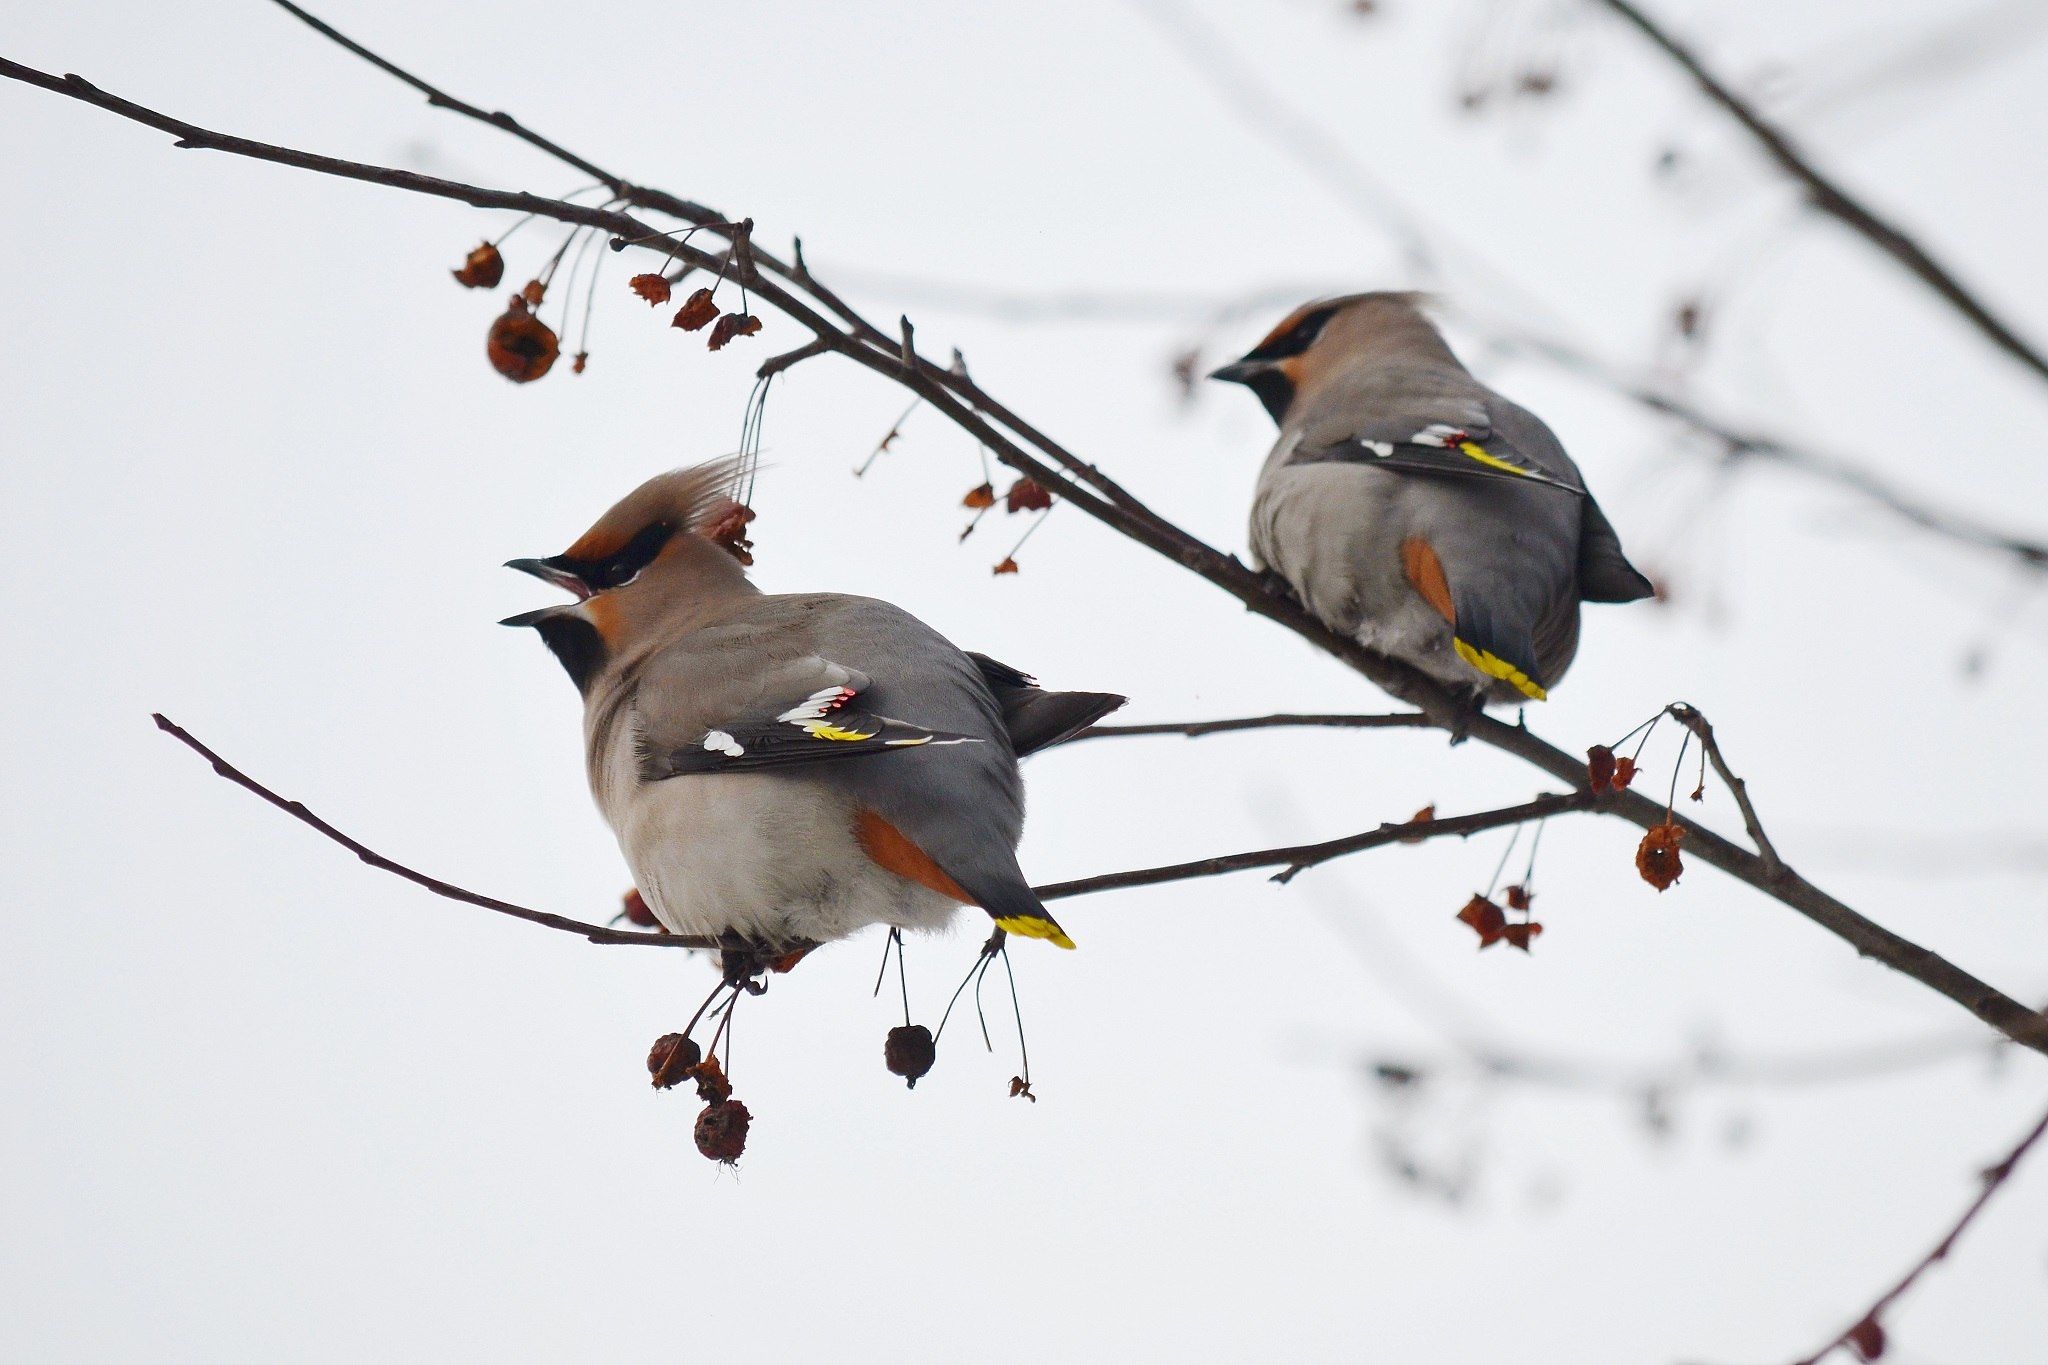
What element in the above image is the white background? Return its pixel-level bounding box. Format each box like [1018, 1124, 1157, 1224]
[4, 2, 2046, 1360]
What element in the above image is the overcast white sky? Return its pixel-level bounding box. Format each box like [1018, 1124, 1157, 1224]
[5, 1, 2047, 1361]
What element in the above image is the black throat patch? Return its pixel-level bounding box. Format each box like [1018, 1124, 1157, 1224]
[532, 614, 607, 695]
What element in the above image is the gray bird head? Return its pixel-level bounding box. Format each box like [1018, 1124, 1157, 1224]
[502, 459, 757, 692]
[1209, 292, 1453, 424]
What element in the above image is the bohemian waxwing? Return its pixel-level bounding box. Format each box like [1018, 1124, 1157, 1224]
[1210, 292, 1654, 702]
[503, 460, 1125, 954]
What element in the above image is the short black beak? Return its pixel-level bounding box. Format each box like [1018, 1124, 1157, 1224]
[1207, 358, 1265, 385]
[504, 556, 592, 599]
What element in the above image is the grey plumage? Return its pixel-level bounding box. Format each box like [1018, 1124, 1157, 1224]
[504, 463, 1123, 950]
[1212, 292, 1652, 701]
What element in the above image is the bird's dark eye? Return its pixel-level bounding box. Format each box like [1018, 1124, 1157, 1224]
[565, 519, 678, 592]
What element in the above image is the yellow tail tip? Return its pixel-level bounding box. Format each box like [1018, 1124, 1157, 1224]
[1452, 637, 1548, 701]
[995, 914, 1076, 950]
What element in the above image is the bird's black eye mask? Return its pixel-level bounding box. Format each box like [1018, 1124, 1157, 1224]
[1241, 305, 1341, 363]
[550, 519, 679, 592]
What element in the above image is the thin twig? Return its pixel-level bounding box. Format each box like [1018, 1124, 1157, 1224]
[152, 712, 715, 950]
[1036, 793, 1592, 901]
[1667, 703, 1783, 875]
[1074, 712, 1431, 740]
[1596, 0, 2048, 389]
[755, 336, 834, 380]
[1789, 1099, 2048, 1365]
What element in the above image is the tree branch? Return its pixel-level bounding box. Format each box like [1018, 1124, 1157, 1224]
[150, 712, 714, 950]
[1035, 793, 1593, 900]
[1667, 702, 1782, 873]
[1790, 1099, 2048, 1365]
[1073, 712, 1431, 740]
[16, 48, 2041, 1058]
[1595, 0, 2048, 390]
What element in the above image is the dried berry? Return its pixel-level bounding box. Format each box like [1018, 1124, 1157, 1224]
[1008, 1077, 1036, 1103]
[628, 273, 673, 306]
[571, 351, 589, 375]
[1613, 756, 1638, 790]
[1456, 894, 1508, 948]
[992, 557, 1020, 576]
[520, 279, 546, 307]
[707, 312, 763, 351]
[672, 288, 718, 331]
[694, 1099, 752, 1163]
[701, 499, 757, 565]
[647, 1033, 700, 1090]
[1499, 922, 1544, 952]
[770, 946, 814, 974]
[486, 295, 560, 383]
[1504, 884, 1532, 911]
[1587, 745, 1616, 793]
[1005, 477, 1052, 513]
[962, 483, 996, 510]
[1847, 1317, 1887, 1362]
[689, 1054, 733, 1104]
[619, 888, 659, 928]
[452, 241, 504, 289]
[885, 1024, 936, 1088]
[1636, 821, 1685, 891]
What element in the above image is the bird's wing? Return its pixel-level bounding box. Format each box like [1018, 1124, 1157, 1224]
[1294, 412, 1586, 495]
[633, 634, 981, 778]
[966, 653, 1127, 756]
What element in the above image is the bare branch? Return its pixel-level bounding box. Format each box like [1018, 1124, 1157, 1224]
[1596, 0, 2048, 390]
[264, 0, 637, 199]
[1035, 794, 1593, 901]
[151, 712, 716, 950]
[1074, 712, 1431, 740]
[1790, 1100, 2048, 1365]
[1492, 325, 2048, 571]
[1667, 703, 1783, 873]
[19, 47, 2042, 1058]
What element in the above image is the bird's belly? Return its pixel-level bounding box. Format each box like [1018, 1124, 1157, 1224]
[609, 772, 962, 947]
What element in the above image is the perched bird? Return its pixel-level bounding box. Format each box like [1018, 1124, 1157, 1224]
[503, 460, 1125, 955]
[1211, 292, 1653, 702]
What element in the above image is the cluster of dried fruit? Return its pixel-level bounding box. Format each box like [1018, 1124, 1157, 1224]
[1456, 892, 1543, 951]
[1585, 744, 1638, 794]
[648, 1032, 752, 1164]
[629, 273, 761, 351]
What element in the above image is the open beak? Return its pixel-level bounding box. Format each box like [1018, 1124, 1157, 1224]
[1207, 358, 1266, 386]
[501, 557, 591, 626]
[505, 557, 591, 599]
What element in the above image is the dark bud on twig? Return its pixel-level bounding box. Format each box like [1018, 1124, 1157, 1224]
[1847, 1317, 1887, 1362]
[452, 241, 504, 289]
[695, 1099, 752, 1164]
[648, 1033, 701, 1089]
[885, 1024, 936, 1088]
